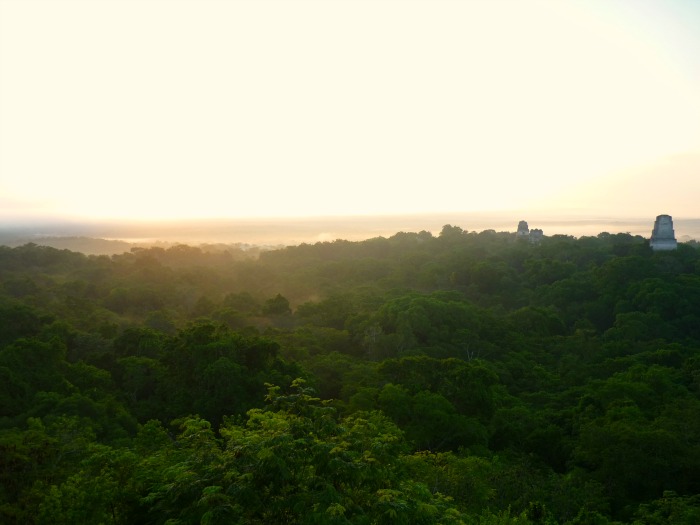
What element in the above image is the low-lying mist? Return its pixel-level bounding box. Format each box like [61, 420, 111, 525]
[2, 213, 700, 256]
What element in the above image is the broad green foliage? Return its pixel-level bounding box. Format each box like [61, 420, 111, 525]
[262, 293, 292, 316]
[40, 381, 470, 524]
[633, 491, 700, 524]
[1, 232, 700, 523]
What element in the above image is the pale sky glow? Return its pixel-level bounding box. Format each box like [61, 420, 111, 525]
[1, 0, 699, 221]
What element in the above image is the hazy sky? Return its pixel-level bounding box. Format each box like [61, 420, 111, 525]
[1, 0, 699, 222]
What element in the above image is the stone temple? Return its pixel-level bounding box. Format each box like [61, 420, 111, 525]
[649, 214, 678, 251]
[529, 229, 543, 244]
[516, 220, 529, 239]
[516, 220, 543, 244]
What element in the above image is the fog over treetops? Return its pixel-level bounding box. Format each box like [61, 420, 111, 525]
[3, 213, 700, 255]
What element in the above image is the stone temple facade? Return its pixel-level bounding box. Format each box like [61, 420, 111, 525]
[516, 220, 543, 244]
[649, 214, 678, 251]
[516, 220, 529, 239]
[530, 229, 543, 244]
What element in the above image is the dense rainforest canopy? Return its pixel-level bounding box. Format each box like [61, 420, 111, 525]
[1, 227, 700, 524]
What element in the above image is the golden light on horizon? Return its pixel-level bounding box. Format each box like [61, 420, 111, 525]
[1, 0, 699, 222]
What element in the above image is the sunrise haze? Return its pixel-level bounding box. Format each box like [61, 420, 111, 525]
[1, 0, 699, 226]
